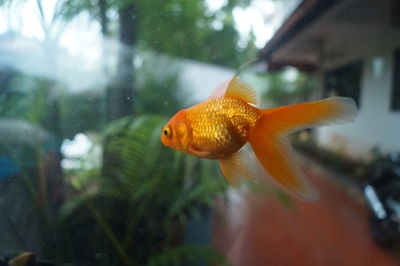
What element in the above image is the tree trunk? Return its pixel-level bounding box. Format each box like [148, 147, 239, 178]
[107, 4, 137, 121]
[98, 0, 108, 36]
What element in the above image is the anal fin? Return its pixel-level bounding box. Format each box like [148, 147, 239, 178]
[219, 146, 257, 186]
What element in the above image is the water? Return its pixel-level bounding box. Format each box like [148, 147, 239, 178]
[0, 0, 399, 265]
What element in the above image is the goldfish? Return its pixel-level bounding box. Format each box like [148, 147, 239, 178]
[161, 77, 357, 201]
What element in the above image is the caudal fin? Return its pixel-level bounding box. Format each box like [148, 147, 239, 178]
[248, 97, 357, 201]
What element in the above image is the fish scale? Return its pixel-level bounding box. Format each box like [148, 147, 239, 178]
[185, 97, 260, 158]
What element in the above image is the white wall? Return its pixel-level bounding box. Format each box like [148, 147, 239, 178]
[317, 50, 400, 158]
[179, 59, 235, 104]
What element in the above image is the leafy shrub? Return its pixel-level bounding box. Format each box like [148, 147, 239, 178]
[57, 115, 227, 265]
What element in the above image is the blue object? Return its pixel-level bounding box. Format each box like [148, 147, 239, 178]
[0, 157, 20, 179]
[184, 208, 212, 245]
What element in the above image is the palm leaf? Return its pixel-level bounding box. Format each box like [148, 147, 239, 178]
[147, 244, 228, 266]
[59, 114, 227, 265]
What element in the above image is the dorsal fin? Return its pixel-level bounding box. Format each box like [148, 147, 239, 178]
[209, 77, 260, 106]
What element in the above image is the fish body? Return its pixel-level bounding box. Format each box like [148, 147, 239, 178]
[161, 77, 357, 201]
[183, 97, 260, 159]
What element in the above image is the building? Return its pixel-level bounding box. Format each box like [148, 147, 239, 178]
[259, 0, 400, 158]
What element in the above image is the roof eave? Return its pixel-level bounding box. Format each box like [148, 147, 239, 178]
[259, 0, 342, 70]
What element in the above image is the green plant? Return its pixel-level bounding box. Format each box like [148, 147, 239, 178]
[58, 114, 228, 265]
[260, 70, 315, 107]
[292, 137, 367, 183]
[134, 53, 186, 116]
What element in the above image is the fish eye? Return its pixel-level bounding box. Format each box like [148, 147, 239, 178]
[163, 126, 172, 138]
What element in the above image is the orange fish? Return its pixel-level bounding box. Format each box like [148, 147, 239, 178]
[161, 77, 357, 201]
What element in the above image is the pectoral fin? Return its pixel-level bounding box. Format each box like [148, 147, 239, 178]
[187, 145, 211, 158]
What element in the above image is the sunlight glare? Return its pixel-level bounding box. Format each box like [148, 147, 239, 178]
[205, 0, 227, 12]
[282, 67, 299, 83]
[233, 1, 276, 49]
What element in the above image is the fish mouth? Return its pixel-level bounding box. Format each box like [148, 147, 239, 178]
[160, 136, 180, 151]
[160, 133, 169, 147]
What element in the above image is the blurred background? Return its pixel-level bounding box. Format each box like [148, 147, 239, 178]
[0, 0, 400, 265]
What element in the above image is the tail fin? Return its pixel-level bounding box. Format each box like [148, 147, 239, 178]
[248, 97, 357, 201]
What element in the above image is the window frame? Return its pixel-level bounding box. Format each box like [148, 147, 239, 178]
[324, 60, 363, 107]
[391, 48, 400, 111]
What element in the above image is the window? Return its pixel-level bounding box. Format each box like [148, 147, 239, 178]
[391, 48, 400, 111]
[1, 1, 399, 265]
[324, 61, 363, 106]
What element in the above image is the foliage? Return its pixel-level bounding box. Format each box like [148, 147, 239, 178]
[59, 92, 107, 139]
[136, 0, 256, 68]
[0, 73, 52, 127]
[0, 1, 260, 264]
[58, 0, 256, 68]
[260, 70, 315, 106]
[56, 114, 227, 265]
[134, 53, 186, 116]
[147, 244, 227, 266]
[293, 138, 400, 188]
[292, 137, 367, 184]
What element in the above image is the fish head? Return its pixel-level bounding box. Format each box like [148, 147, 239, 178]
[161, 110, 190, 153]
